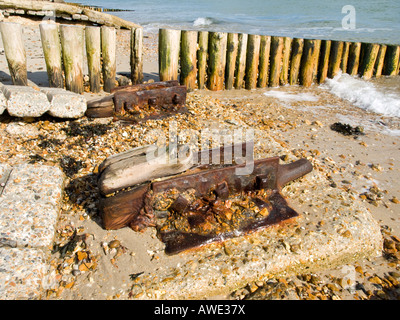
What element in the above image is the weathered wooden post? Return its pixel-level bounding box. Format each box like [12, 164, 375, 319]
[85, 26, 101, 93]
[207, 31, 227, 91]
[180, 30, 198, 91]
[360, 43, 380, 80]
[317, 40, 331, 83]
[383, 45, 400, 76]
[289, 38, 303, 85]
[269, 36, 284, 87]
[197, 31, 208, 89]
[60, 24, 84, 94]
[225, 33, 239, 90]
[131, 27, 143, 85]
[257, 35, 271, 88]
[374, 44, 387, 78]
[328, 41, 344, 78]
[0, 22, 28, 86]
[245, 34, 261, 90]
[101, 26, 117, 92]
[340, 42, 350, 74]
[347, 42, 361, 76]
[159, 29, 181, 81]
[311, 39, 321, 83]
[280, 37, 292, 85]
[299, 39, 318, 87]
[39, 23, 63, 88]
[234, 33, 248, 89]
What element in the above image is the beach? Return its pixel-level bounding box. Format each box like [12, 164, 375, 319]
[0, 14, 400, 300]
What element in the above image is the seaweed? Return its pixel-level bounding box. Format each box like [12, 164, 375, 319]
[62, 122, 112, 138]
[51, 229, 78, 258]
[330, 122, 365, 136]
[59, 155, 84, 178]
[28, 154, 46, 164]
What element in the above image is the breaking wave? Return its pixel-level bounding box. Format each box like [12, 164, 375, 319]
[321, 72, 400, 118]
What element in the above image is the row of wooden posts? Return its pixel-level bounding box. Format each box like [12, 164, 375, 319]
[159, 29, 400, 91]
[0, 21, 143, 93]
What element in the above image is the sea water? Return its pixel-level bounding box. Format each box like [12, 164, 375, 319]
[72, 0, 400, 119]
[73, 0, 399, 44]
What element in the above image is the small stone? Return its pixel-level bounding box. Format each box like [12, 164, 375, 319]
[389, 271, 400, 279]
[108, 240, 120, 249]
[390, 197, 399, 204]
[368, 276, 382, 285]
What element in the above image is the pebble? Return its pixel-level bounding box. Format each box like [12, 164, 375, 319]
[108, 240, 121, 249]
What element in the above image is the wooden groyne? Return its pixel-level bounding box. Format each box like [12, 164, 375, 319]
[159, 28, 400, 91]
[0, 21, 143, 93]
[0, 0, 140, 29]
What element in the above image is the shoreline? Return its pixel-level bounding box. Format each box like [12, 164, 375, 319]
[0, 17, 400, 300]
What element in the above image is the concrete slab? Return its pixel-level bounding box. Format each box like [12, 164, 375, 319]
[40, 87, 87, 119]
[0, 163, 64, 299]
[0, 163, 64, 248]
[0, 247, 48, 300]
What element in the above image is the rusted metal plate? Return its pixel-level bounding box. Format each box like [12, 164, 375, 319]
[85, 80, 187, 121]
[113, 85, 187, 122]
[159, 191, 299, 255]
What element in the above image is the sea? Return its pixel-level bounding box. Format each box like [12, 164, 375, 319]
[72, 0, 400, 121]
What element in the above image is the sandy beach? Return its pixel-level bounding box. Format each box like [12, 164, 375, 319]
[1, 15, 400, 300]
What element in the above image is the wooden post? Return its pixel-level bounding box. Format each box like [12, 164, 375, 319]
[245, 34, 261, 90]
[257, 35, 271, 88]
[280, 37, 292, 85]
[101, 26, 117, 92]
[180, 30, 198, 91]
[159, 29, 181, 81]
[234, 33, 248, 89]
[289, 38, 303, 85]
[197, 31, 208, 90]
[317, 39, 331, 83]
[383, 45, 400, 76]
[85, 26, 101, 93]
[207, 32, 227, 91]
[299, 39, 318, 87]
[374, 44, 387, 78]
[347, 42, 361, 76]
[269, 36, 284, 87]
[328, 41, 344, 78]
[225, 33, 239, 90]
[39, 23, 63, 88]
[340, 42, 350, 74]
[0, 22, 28, 86]
[311, 39, 321, 83]
[131, 27, 143, 85]
[60, 24, 84, 94]
[360, 43, 380, 80]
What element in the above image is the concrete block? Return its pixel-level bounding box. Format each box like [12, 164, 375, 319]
[2, 85, 50, 117]
[41, 87, 87, 118]
[0, 88, 6, 115]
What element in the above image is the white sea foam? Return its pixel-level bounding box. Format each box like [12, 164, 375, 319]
[321, 72, 400, 118]
[263, 90, 319, 102]
[193, 17, 214, 27]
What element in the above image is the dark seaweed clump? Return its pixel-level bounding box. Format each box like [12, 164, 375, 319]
[62, 122, 112, 138]
[330, 122, 365, 136]
[59, 155, 84, 178]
